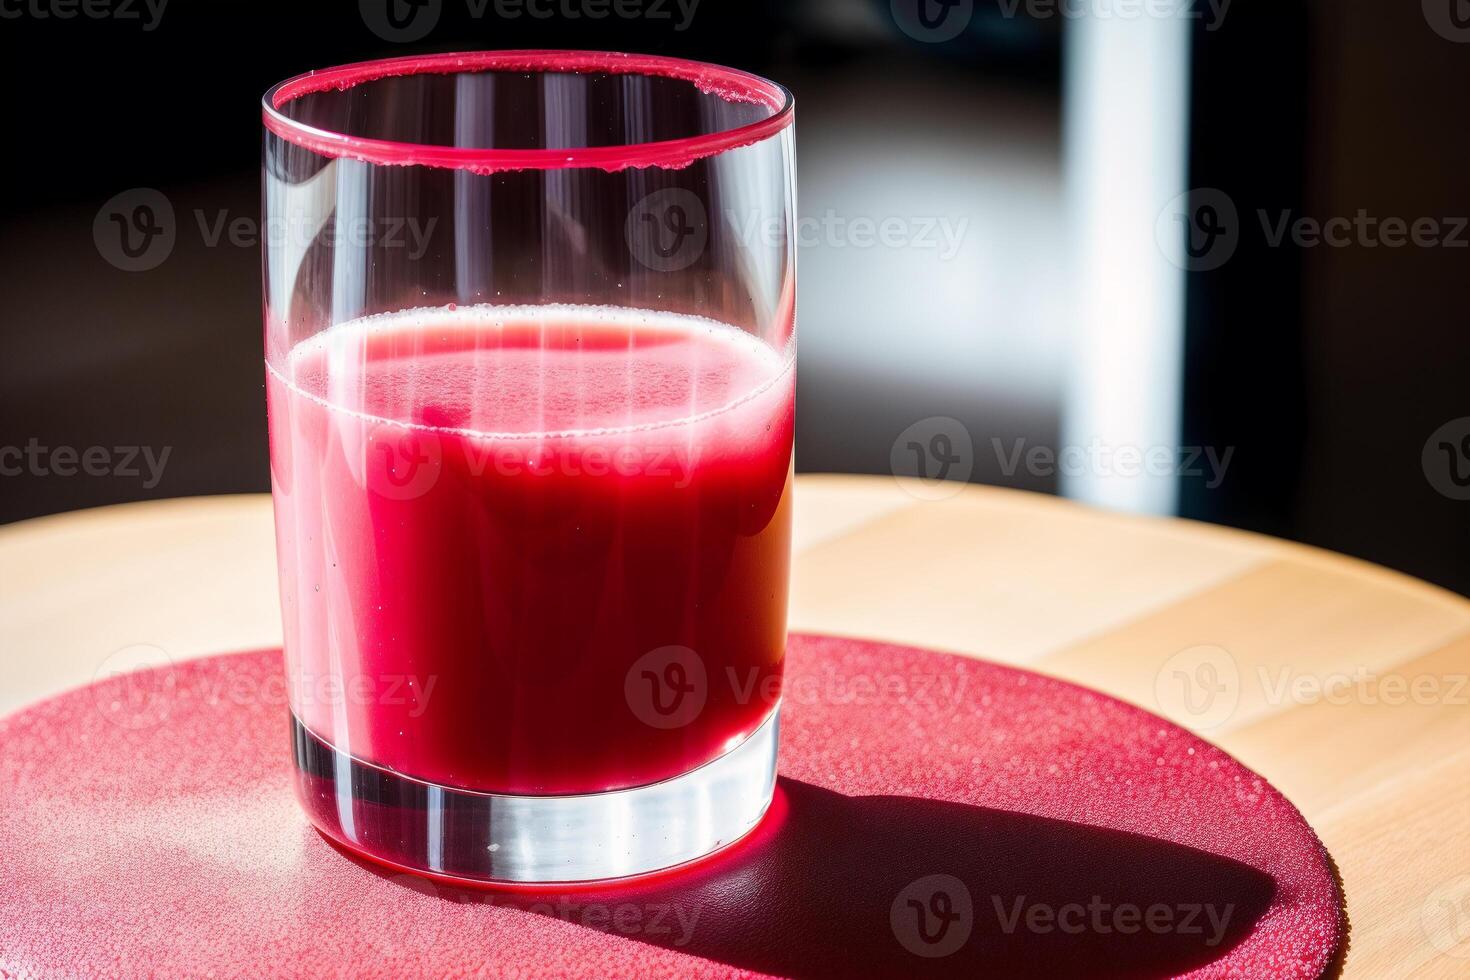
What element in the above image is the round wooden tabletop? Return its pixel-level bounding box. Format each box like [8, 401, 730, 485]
[2, 475, 1467, 978]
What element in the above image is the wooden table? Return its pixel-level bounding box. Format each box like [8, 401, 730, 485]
[2, 475, 1466, 978]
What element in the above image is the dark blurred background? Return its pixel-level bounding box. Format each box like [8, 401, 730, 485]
[2, 1, 1467, 593]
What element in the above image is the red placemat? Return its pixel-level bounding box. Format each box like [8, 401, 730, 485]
[0, 634, 1343, 979]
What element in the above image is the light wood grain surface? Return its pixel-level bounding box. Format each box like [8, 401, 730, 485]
[2, 475, 1467, 977]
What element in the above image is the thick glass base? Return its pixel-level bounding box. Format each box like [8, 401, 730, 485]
[291, 707, 780, 884]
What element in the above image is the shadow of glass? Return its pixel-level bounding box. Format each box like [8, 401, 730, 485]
[344, 776, 1274, 978]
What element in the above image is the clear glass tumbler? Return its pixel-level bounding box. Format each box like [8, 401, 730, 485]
[261, 51, 796, 884]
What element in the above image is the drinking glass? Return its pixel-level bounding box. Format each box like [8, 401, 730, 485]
[261, 51, 796, 884]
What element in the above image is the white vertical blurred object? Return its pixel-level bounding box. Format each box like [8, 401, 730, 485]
[1062, 6, 1194, 515]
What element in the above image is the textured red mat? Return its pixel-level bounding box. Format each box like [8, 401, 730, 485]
[0, 634, 1343, 979]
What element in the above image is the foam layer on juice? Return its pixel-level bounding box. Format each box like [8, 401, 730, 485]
[273, 304, 793, 440]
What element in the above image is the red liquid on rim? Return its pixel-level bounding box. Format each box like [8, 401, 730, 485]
[262, 50, 795, 174]
[266, 305, 794, 795]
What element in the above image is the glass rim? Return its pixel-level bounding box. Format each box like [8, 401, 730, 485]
[261, 49, 795, 174]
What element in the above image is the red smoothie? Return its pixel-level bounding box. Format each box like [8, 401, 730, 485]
[266, 304, 794, 795]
